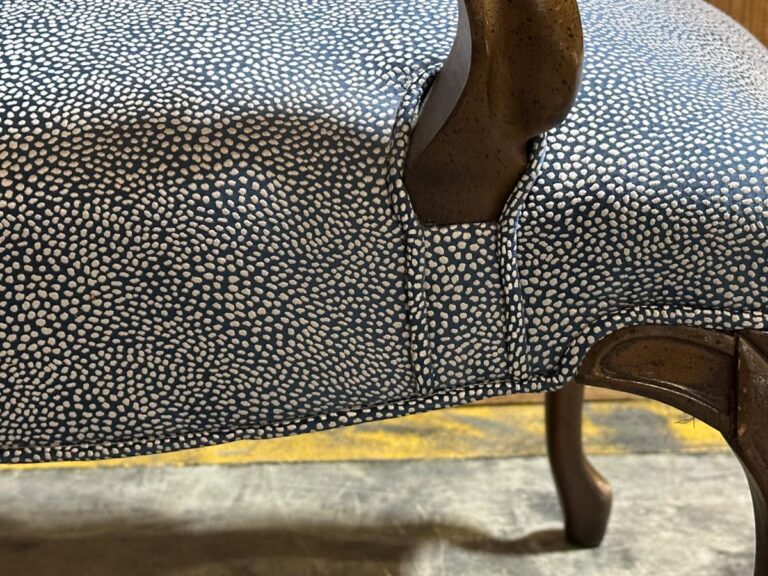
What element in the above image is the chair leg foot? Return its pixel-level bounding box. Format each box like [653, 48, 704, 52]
[546, 382, 612, 548]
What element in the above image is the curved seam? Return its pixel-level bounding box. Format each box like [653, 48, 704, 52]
[2, 301, 766, 454]
[386, 65, 445, 396]
[0, 377, 517, 457]
[498, 136, 549, 383]
[530, 302, 768, 382]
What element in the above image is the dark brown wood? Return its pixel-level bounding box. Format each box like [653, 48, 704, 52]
[405, 0, 584, 225]
[546, 382, 612, 547]
[576, 325, 737, 435]
[547, 325, 768, 574]
[731, 331, 768, 575]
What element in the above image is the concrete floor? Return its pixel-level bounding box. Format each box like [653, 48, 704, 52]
[0, 452, 754, 575]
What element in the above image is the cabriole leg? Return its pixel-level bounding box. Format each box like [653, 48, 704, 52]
[546, 381, 613, 547]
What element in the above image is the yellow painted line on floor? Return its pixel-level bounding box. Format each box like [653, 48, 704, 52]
[0, 399, 728, 470]
[639, 401, 728, 450]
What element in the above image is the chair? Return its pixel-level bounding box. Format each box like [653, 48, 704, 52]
[1, 0, 766, 572]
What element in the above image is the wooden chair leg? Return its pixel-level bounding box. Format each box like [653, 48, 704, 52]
[546, 381, 613, 547]
[731, 331, 768, 575]
[735, 458, 768, 576]
[571, 326, 768, 575]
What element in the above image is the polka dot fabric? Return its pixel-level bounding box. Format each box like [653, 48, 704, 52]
[0, 0, 457, 462]
[516, 0, 768, 385]
[0, 0, 766, 462]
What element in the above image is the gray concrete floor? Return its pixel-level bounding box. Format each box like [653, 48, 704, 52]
[0, 452, 754, 575]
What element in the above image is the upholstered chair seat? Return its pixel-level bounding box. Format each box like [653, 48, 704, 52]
[0, 0, 768, 575]
[1, 0, 765, 465]
[5, 0, 768, 570]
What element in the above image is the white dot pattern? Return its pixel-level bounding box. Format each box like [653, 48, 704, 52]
[0, 0, 766, 462]
[0, 0, 459, 461]
[421, 223, 508, 392]
[516, 0, 768, 385]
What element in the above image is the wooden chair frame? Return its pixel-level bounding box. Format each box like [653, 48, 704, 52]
[405, 1, 768, 573]
[548, 326, 768, 575]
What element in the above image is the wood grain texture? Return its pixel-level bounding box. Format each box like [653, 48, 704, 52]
[405, 0, 583, 224]
[575, 325, 737, 434]
[552, 325, 768, 574]
[708, 0, 768, 45]
[731, 331, 768, 575]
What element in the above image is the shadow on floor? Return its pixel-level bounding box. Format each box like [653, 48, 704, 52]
[0, 521, 575, 576]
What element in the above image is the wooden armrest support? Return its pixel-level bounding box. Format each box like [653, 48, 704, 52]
[406, 0, 584, 225]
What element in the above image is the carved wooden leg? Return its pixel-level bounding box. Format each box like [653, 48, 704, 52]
[572, 326, 768, 575]
[731, 331, 768, 576]
[546, 381, 613, 547]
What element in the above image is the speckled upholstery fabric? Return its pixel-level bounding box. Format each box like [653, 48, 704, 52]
[0, 0, 766, 462]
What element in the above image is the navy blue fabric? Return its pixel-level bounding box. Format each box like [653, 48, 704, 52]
[0, 0, 765, 462]
[516, 0, 768, 383]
